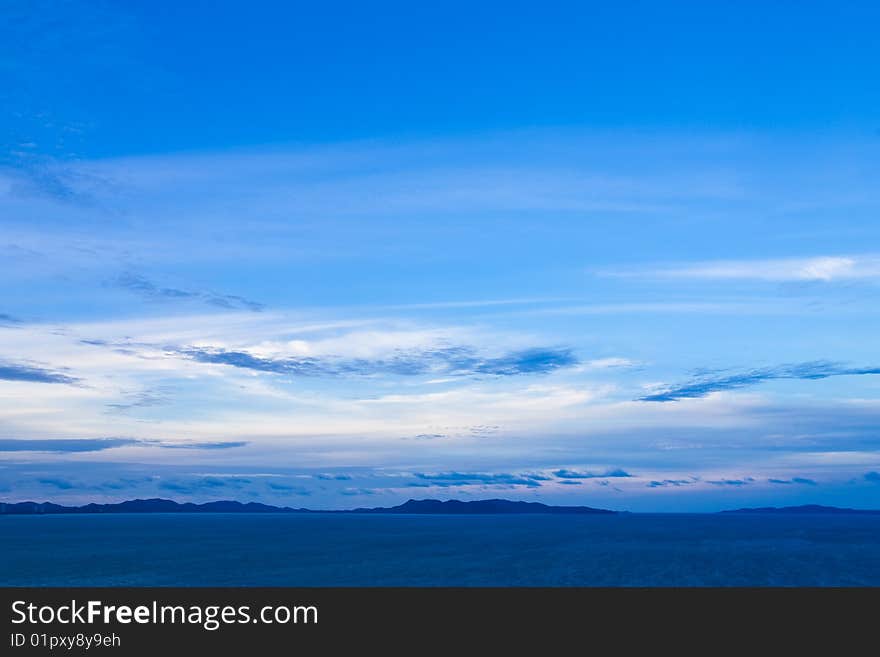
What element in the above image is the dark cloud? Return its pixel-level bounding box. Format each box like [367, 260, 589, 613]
[0, 360, 79, 384]
[473, 348, 578, 375]
[314, 473, 352, 481]
[93, 477, 155, 491]
[339, 488, 378, 496]
[706, 478, 754, 486]
[15, 474, 154, 493]
[116, 272, 265, 312]
[0, 313, 21, 325]
[159, 476, 253, 494]
[640, 360, 880, 402]
[266, 482, 311, 495]
[558, 480, 582, 486]
[553, 468, 632, 479]
[768, 477, 817, 486]
[413, 471, 546, 488]
[647, 479, 694, 488]
[865, 471, 880, 483]
[157, 481, 202, 494]
[181, 348, 304, 373]
[178, 345, 578, 379]
[37, 477, 75, 490]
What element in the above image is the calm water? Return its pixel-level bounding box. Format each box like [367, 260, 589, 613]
[2, 513, 879, 586]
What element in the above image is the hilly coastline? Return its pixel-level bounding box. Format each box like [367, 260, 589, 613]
[0, 497, 615, 515]
[3, 499, 879, 516]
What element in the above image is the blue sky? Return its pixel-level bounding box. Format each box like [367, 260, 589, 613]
[1, 1, 879, 511]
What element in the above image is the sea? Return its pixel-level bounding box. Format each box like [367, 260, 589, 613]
[2, 513, 879, 586]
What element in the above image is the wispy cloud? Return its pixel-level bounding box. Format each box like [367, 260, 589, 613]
[583, 357, 638, 370]
[0, 438, 137, 452]
[151, 441, 247, 450]
[413, 471, 549, 488]
[640, 361, 880, 402]
[610, 255, 880, 283]
[1, 152, 111, 206]
[0, 360, 79, 384]
[0, 438, 247, 452]
[768, 477, 817, 485]
[105, 389, 169, 413]
[116, 272, 264, 312]
[0, 313, 21, 325]
[178, 345, 578, 379]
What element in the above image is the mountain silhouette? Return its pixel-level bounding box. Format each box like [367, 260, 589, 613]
[350, 498, 615, 514]
[0, 497, 615, 515]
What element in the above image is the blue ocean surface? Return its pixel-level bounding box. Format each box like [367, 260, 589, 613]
[2, 513, 879, 586]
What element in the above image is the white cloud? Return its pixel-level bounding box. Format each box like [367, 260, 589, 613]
[612, 255, 880, 282]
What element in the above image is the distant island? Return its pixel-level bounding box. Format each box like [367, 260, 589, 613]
[0, 498, 615, 515]
[720, 504, 880, 515]
[354, 499, 615, 515]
